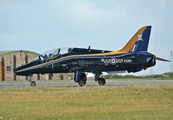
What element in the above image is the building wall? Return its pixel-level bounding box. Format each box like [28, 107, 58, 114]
[0, 51, 37, 81]
[0, 58, 5, 81]
[0, 61, 2, 81]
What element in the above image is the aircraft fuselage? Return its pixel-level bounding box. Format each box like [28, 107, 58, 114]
[14, 51, 155, 76]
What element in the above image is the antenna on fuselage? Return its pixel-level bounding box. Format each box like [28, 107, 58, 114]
[88, 46, 91, 52]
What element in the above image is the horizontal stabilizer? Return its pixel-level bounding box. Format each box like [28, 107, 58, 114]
[156, 57, 170, 62]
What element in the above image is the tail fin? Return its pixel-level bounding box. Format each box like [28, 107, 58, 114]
[118, 26, 152, 53]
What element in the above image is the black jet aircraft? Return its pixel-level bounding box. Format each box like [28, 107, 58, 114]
[14, 26, 170, 86]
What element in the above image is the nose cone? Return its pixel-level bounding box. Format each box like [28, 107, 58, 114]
[13, 66, 26, 76]
[13, 68, 17, 74]
[13, 61, 41, 76]
[13, 63, 32, 76]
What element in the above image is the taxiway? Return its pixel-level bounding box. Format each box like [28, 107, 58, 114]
[0, 80, 173, 88]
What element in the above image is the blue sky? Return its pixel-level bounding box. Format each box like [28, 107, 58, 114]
[0, 0, 173, 75]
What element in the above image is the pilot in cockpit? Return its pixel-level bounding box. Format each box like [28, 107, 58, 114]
[44, 54, 48, 60]
[68, 48, 72, 53]
[49, 53, 52, 58]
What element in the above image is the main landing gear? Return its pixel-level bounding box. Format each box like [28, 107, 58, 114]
[29, 74, 36, 87]
[74, 71, 87, 87]
[74, 71, 106, 86]
[95, 73, 106, 86]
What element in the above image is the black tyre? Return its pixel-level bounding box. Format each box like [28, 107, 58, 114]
[98, 78, 106, 86]
[30, 81, 36, 87]
[78, 80, 86, 87]
[78, 73, 87, 86]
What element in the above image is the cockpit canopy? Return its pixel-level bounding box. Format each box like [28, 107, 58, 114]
[33, 47, 72, 61]
[32, 47, 111, 62]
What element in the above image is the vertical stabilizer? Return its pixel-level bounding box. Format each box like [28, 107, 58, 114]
[118, 26, 152, 53]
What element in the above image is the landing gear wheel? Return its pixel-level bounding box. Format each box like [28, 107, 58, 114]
[30, 81, 36, 87]
[98, 78, 106, 86]
[78, 80, 86, 87]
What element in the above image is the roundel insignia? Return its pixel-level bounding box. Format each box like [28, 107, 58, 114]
[110, 58, 116, 64]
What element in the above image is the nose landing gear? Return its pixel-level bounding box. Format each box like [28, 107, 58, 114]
[29, 74, 36, 87]
[30, 81, 36, 87]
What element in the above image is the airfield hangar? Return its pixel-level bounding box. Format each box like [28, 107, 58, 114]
[0, 50, 66, 81]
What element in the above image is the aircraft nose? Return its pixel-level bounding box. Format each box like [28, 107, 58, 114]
[13, 69, 16, 73]
[13, 68, 19, 75]
[13, 65, 25, 75]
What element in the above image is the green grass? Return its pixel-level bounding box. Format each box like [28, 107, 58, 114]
[0, 85, 173, 120]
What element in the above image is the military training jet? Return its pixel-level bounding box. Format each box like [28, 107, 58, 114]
[14, 26, 170, 86]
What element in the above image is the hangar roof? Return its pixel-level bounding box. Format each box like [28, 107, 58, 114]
[0, 50, 39, 57]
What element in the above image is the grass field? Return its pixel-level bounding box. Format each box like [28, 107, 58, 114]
[0, 85, 173, 120]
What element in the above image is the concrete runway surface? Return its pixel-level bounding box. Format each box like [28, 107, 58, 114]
[0, 80, 173, 88]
